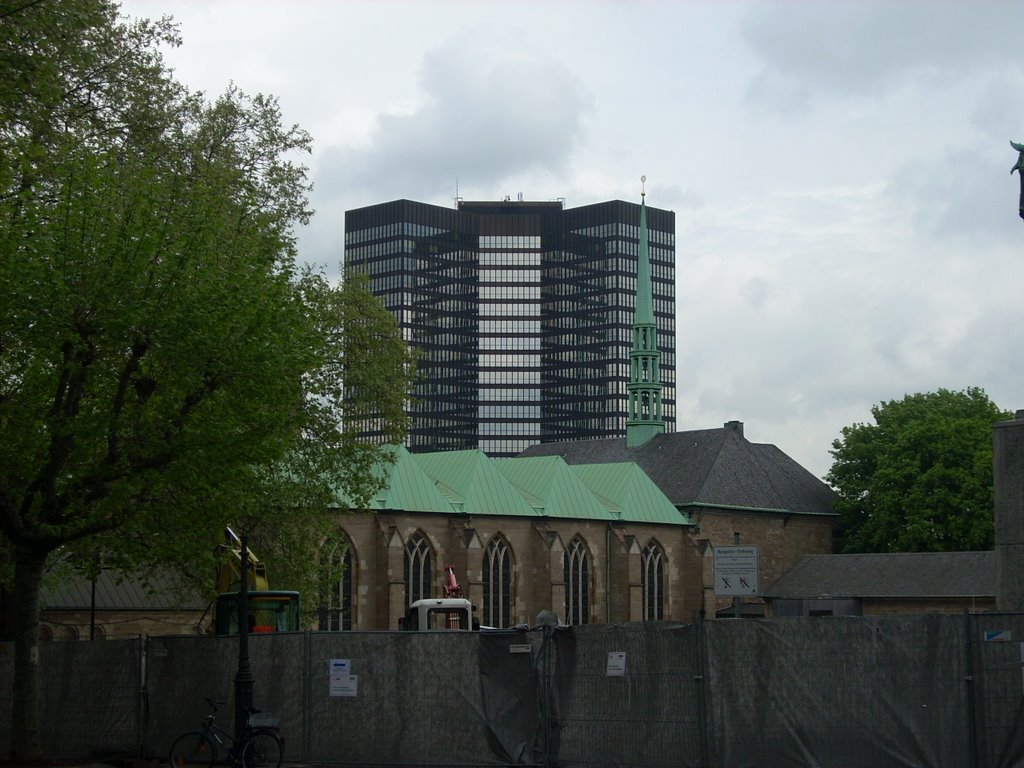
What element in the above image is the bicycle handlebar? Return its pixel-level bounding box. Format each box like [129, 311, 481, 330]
[204, 697, 261, 716]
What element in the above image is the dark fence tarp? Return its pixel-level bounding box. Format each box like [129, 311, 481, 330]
[477, 629, 542, 764]
[704, 615, 970, 768]
[144, 631, 246, 760]
[5, 614, 1024, 767]
[970, 613, 1024, 768]
[306, 629, 542, 766]
[551, 622, 705, 768]
[0, 642, 10, 759]
[0, 639, 144, 762]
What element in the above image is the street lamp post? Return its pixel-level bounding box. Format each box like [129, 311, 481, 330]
[233, 531, 254, 742]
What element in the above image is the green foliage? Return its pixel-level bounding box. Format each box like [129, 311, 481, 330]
[827, 387, 1011, 553]
[0, 1, 414, 756]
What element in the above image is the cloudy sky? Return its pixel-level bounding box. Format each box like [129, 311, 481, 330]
[120, 0, 1024, 481]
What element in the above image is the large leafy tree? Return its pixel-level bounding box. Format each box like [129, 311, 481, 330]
[827, 387, 1011, 553]
[0, 0, 413, 760]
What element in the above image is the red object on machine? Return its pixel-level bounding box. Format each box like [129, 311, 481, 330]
[443, 563, 464, 599]
[442, 564, 465, 629]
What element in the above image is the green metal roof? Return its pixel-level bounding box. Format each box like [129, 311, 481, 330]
[413, 450, 538, 516]
[368, 444, 453, 513]
[343, 447, 690, 527]
[493, 456, 613, 520]
[570, 463, 693, 525]
[634, 196, 654, 326]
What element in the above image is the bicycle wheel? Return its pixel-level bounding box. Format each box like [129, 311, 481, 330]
[168, 731, 216, 766]
[240, 729, 283, 768]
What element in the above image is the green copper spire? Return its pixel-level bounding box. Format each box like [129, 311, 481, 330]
[626, 176, 665, 448]
[635, 187, 655, 325]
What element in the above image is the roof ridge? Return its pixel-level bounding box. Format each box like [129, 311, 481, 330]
[693, 427, 735, 500]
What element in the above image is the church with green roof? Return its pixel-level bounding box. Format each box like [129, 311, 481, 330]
[330, 443, 701, 629]
[326, 189, 835, 631]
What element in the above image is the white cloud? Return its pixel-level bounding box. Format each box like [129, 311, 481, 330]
[119, 0, 1024, 481]
[313, 31, 591, 204]
[740, 2, 1024, 109]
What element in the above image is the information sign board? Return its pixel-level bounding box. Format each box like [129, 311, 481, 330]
[713, 546, 759, 596]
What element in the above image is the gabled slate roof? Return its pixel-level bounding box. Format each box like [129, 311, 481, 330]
[41, 568, 206, 611]
[519, 426, 836, 516]
[342, 448, 690, 526]
[764, 552, 995, 599]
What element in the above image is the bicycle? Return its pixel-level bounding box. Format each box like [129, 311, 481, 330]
[168, 697, 284, 767]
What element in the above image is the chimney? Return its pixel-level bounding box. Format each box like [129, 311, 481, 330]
[724, 420, 744, 437]
[994, 409, 1024, 610]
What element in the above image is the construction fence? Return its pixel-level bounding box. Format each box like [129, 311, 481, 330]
[2, 613, 1024, 767]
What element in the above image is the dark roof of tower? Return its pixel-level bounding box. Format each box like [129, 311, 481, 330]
[520, 426, 836, 516]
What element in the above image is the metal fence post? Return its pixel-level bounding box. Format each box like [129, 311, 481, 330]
[303, 629, 311, 765]
[964, 611, 979, 768]
[541, 624, 553, 767]
[696, 617, 710, 768]
[137, 634, 147, 759]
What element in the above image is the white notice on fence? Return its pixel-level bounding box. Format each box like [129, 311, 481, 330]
[330, 674, 358, 697]
[329, 658, 357, 697]
[607, 651, 626, 676]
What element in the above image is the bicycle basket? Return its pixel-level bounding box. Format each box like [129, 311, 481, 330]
[248, 712, 280, 729]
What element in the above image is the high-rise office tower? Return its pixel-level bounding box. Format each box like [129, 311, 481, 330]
[344, 197, 675, 456]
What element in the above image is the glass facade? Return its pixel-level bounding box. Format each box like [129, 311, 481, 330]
[345, 198, 676, 456]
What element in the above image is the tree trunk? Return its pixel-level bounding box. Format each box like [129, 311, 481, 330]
[11, 545, 47, 762]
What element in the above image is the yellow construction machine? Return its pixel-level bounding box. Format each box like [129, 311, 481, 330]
[212, 527, 300, 635]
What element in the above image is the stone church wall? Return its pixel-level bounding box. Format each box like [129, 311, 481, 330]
[335, 511, 704, 629]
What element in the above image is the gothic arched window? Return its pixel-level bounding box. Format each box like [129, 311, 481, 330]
[483, 535, 513, 628]
[642, 540, 665, 621]
[319, 535, 353, 631]
[563, 536, 590, 626]
[404, 532, 433, 606]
